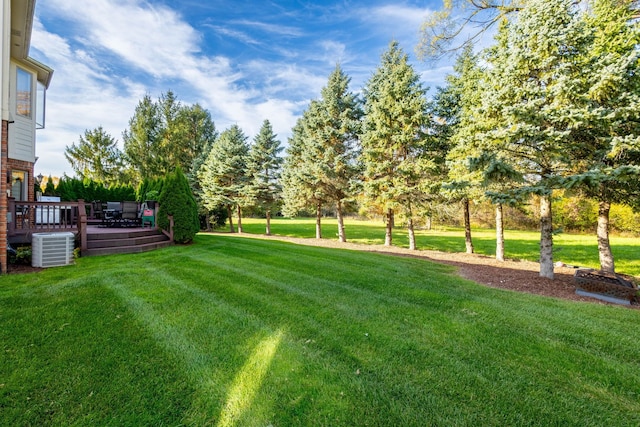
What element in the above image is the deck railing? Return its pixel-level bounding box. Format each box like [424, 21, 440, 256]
[8, 198, 171, 251]
[8, 198, 88, 245]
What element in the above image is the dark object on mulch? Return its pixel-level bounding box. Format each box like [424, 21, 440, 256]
[574, 269, 638, 305]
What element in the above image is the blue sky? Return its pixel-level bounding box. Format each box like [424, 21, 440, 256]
[30, 0, 454, 177]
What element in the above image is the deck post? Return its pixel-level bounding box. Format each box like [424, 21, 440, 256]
[78, 199, 88, 253]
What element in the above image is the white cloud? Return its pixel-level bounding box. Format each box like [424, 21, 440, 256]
[365, 4, 434, 30]
[230, 20, 304, 38]
[317, 40, 347, 65]
[43, 0, 202, 78]
[208, 25, 261, 46]
[30, 0, 316, 176]
[28, 0, 451, 177]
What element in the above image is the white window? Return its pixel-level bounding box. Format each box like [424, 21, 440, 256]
[36, 82, 46, 129]
[11, 170, 28, 201]
[16, 67, 33, 118]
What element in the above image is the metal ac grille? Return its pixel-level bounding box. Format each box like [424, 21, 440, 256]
[32, 232, 75, 268]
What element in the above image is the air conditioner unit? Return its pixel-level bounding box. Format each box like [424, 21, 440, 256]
[32, 232, 75, 268]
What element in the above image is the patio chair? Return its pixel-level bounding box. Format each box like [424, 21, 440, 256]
[121, 201, 141, 227]
[92, 200, 104, 220]
[102, 202, 122, 227]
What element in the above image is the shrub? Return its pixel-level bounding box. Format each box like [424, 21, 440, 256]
[56, 177, 135, 202]
[8, 245, 32, 265]
[158, 167, 200, 244]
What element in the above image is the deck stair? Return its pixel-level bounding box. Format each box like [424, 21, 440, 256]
[83, 227, 171, 256]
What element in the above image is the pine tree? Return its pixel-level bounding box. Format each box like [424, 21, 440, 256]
[302, 65, 362, 242]
[360, 41, 431, 249]
[123, 94, 162, 181]
[246, 120, 284, 235]
[123, 92, 216, 183]
[479, 0, 590, 278]
[563, 0, 640, 273]
[64, 126, 123, 185]
[281, 107, 330, 239]
[198, 124, 249, 233]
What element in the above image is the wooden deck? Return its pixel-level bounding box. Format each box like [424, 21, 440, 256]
[84, 225, 171, 256]
[8, 199, 173, 256]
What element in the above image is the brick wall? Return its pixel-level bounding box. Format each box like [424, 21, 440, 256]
[7, 157, 35, 201]
[1, 120, 8, 273]
[0, 121, 35, 274]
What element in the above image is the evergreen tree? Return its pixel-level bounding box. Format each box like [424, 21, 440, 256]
[123, 92, 216, 183]
[123, 94, 162, 181]
[188, 120, 220, 231]
[478, 0, 590, 278]
[360, 41, 432, 249]
[198, 125, 249, 233]
[302, 65, 362, 242]
[64, 126, 123, 185]
[44, 175, 56, 196]
[563, 0, 640, 273]
[281, 108, 330, 239]
[158, 167, 200, 244]
[432, 46, 484, 255]
[246, 120, 284, 235]
[156, 91, 183, 175]
[176, 104, 217, 177]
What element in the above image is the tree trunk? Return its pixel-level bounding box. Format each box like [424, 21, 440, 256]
[315, 203, 322, 239]
[408, 217, 416, 250]
[495, 203, 505, 262]
[426, 216, 432, 231]
[237, 205, 243, 233]
[227, 204, 235, 233]
[336, 200, 346, 242]
[266, 209, 272, 236]
[539, 194, 554, 279]
[385, 208, 393, 246]
[463, 197, 474, 254]
[597, 200, 615, 273]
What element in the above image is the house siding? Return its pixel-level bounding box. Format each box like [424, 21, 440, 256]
[8, 64, 36, 162]
[8, 119, 34, 161]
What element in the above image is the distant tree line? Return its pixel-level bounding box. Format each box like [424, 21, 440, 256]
[62, 0, 640, 279]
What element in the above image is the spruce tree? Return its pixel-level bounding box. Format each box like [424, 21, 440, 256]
[360, 41, 431, 249]
[246, 120, 283, 235]
[198, 124, 249, 233]
[563, 0, 640, 273]
[64, 126, 123, 185]
[303, 65, 362, 242]
[479, 0, 590, 278]
[281, 108, 329, 239]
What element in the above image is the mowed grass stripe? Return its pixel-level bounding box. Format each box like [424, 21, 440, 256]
[127, 237, 636, 424]
[1, 234, 639, 425]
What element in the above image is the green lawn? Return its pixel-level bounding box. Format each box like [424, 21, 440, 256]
[1, 234, 639, 425]
[241, 217, 640, 276]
